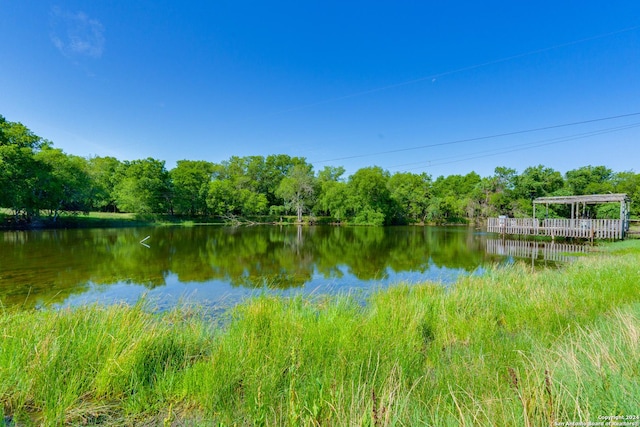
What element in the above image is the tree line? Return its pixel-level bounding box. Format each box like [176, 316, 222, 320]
[1, 114, 639, 226]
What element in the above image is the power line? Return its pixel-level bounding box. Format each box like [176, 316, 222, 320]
[389, 122, 640, 169]
[268, 25, 640, 118]
[393, 121, 640, 172]
[312, 111, 640, 164]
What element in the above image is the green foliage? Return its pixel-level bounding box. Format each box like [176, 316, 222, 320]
[87, 156, 122, 212]
[388, 172, 431, 224]
[3, 113, 640, 225]
[207, 179, 268, 217]
[430, 172, 481, 222]
[276, 164, 315, 222]
[213, 154, 307, 208]
[514, 164, 564, 200]
[170, 160, 215, 216]
[0, 115, 52, 220]
[0, 115, 46, 150]
[113, 158, 172, 214]
[315, 166, 348, 221]
[596, 203, 620, 219]
[346, 166, 393, 225]
[614, 171, 640, 216]
[565, 165, 614, 195]
[35, 148, 93, 219]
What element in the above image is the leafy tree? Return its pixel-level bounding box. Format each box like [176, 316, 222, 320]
[511, 165, 564, 217]
[263, 154, 308, 205]
[170, 160, 215, 216]
[387, 172, 431, 224]
[315, 166, 348, 221]
[87, 156, 122, 212]
[485, 167, 518, 216]
[217, 156, 263, 192]
[494, 166, 518, 192]
[317, 165, 346, 183]
[613, 171, 640, 216]
[514, 165, 564, 200]
[346, 166, 392, 225]
[206, 179, 236, 215]
[430, 172, 481, 222]
[468, 177, 494, 218]
[35, 148, 92, 220]
[0, 115, 50, 220]
[206, 154, 309, 218]
[113, 158, 172, 214]
[564, 165, 614, 195]
[206, 179, 267, 217]
[211, 154, 307, 209]
[0, 115, 45, 149]
[276, 164, 316, 222]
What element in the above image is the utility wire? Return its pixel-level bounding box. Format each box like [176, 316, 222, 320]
[393, 121, 640, 172]
[389, 122, 640, 169]
[269, 25, 640, 118]
[312, 111, 640, 164]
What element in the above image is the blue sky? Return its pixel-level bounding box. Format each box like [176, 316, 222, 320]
[1, 1, 639, 178]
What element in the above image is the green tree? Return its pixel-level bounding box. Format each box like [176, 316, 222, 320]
[170, 160, 215, 216]
[113, 158, 172, 214]
[512, 165, 564, 217]
[430, 172, 481, 222]
[314, 166, 348, 222]
[387, 172, 431, 224]
[486, 167, 518, 216]
[35, 148, 92, 220]
[0, 115, 50, 221]
[263, 154, 308, 206]
[346, 166, 393, 225]
[564, 165, 614, 195]
[206, 179, 236, 215]
[206, 179, 268, 217]
[276, 164, 316, 223]
[87, 156, 122, 212]
[515, 165, 564, 200]
[613, 171, 640, 216]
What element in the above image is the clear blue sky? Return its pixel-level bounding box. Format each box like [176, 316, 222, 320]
[2, 1, 639, 178]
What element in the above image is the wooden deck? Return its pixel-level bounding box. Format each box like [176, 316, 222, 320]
[487, 217, 626, 240]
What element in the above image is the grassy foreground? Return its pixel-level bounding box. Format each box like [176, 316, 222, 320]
[1, 242, 640, 425]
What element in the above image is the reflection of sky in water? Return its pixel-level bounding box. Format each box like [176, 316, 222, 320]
[57, 260, 483, 311]
[9, 228, 582, 312]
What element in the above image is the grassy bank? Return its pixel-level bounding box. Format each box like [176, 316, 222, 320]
[1, 242, 639, 425]
[0, 210, 335, 229]
[0, 211, 151, 229]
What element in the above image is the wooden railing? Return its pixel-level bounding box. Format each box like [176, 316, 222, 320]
[487, 217, 539, 235]
[541, 218, 624, 239]
[487, 217, 625, 240]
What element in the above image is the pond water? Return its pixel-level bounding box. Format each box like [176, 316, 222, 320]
[0, 225, 577, 310]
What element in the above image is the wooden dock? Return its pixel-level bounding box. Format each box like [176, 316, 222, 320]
[487, 193, 631, 240]
[487, 217, 626, 240]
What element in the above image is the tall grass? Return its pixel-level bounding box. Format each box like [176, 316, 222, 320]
[1, 241, 639, 425]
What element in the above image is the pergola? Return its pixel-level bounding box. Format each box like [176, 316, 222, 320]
[533, 193, 631, 231]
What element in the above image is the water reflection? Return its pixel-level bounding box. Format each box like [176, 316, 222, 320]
[1, 226, 506, 308]
[486, 239, 590, 264]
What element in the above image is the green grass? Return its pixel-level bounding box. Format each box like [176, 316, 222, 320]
[1, 241, 639, 425]
[0, 209, 334, 229]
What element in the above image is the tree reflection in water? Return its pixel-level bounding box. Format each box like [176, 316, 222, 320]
[0, 225, 503, 308]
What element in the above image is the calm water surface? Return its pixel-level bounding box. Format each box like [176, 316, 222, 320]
[0, 225, 571, 310]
